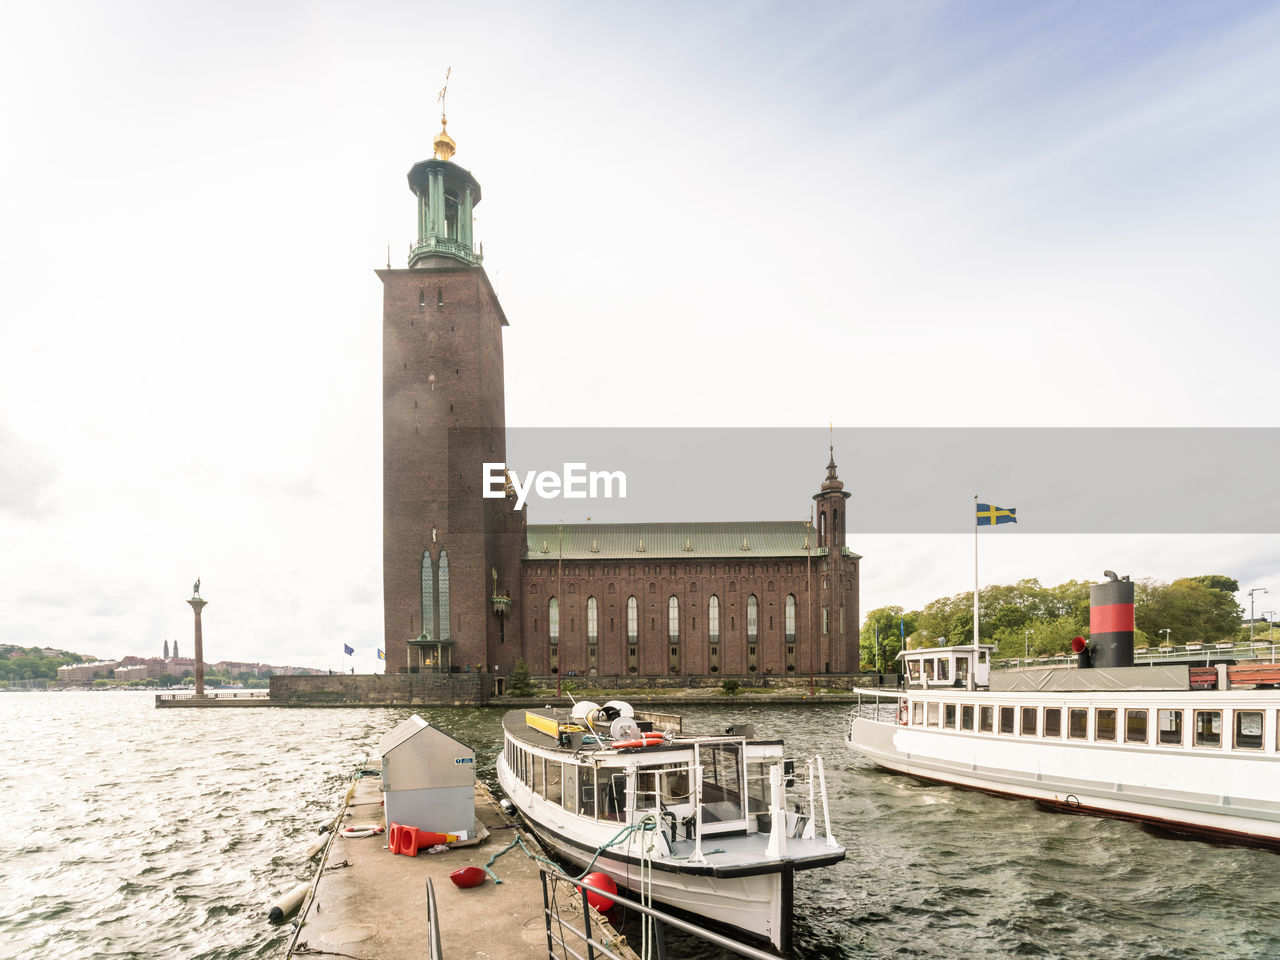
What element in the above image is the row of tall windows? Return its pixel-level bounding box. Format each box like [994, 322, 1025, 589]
[547, 593, 801, 642]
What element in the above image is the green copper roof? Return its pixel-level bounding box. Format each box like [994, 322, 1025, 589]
[525, 522, 859, 561]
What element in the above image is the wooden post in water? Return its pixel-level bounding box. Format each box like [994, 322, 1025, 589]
[188, 579, 207, 697]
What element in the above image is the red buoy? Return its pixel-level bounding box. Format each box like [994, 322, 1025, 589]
[577, 871, 617, 911]
[449, 866, 487, 889]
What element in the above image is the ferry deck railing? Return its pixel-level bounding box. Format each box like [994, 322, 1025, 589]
[539, 866, 778, 960]
[851, 687, 905, 724]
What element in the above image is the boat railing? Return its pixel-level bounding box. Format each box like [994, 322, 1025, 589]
[851, 687, 905, 724]
[538, 864, 778, 960]
[424, 877, 444, 960]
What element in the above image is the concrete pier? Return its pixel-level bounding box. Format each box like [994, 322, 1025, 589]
[286, 775, 634, 959]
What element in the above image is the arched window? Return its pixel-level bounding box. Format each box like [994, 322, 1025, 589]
[438, 550, 450, 640]
[708, 595, 720, 640]
[627, 596, 638, 641]
[587, 597, 598, 644]
[747, 595, 758, 641]
[785, 594, 796, 639]
[419, 288, 426, 308]
[421, 549, 435, 638]
[833, 507, 839, 541]
[819, 512, 827, 548]
[549, 597, 560, 644]
[668, 596, 679, 642]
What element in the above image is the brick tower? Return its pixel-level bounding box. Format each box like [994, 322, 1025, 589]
[813, 449, 859, 673]
[378, 114, 525, 676]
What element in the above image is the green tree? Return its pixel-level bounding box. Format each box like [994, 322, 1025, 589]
[859, 606, 917, 670]
[1187, 574, 1239, 594]
[721, 678, 741, 696]
[993, 616, 1087, 660]
[507, 660, 533, 696]
[1136, 577, 1242, 644]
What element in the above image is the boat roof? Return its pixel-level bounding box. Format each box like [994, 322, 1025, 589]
[502, 708, 781, 758]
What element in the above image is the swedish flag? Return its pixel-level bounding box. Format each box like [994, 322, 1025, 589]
[976, 503, 1017, 526]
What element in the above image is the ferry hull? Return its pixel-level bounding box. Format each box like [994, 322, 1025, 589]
[849, 717, 1280, 851]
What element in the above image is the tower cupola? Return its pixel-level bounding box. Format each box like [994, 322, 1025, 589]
[406, 112, 482, 268]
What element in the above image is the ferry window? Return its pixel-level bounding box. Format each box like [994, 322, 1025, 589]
[1020, 707, 1037, 737]
[956, 658, 969, 685]
[1125, 710, 1148, 744]
[923, 659, 935, 681]
[1068, 708, 1088, 739]
[1095, 709, 1117, 742]
[999, 706, 1015, 734]
[938, 659, 950, 681]
[912, 702, 924, 725]
[1194, 710, 1222, 747]
[634, 769, 657, 810]
[944, 703, 957, 728]
[533, 755, 544, 795]
[1044, 708, 1061, 738]
[546, 761, 562, 806]
[1234, 710, 1264, 750]
[979, 705, 994, 733]
[979, 651, 988, 664]
[927, 701, 940, 726]
[908, 661, 921, 682]
[1157, 709, 1183, 745]
[579, 767, 597, 818]
[961, 704, 975, 731]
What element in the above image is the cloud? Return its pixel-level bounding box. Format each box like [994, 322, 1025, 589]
[0, 422, 56, 518]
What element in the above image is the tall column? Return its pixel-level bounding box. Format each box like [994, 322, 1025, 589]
[188, 581, 207, 697]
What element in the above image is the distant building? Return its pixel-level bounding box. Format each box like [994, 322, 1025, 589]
[57, 660, 118, 682]
[114, 665, 149, 682]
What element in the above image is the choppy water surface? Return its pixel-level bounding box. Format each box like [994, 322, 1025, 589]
[1, 694, 1277, 959]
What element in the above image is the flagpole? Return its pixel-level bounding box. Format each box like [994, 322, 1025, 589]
[973, 494, 979, 648]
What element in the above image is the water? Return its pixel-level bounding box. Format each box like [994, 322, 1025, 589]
[2, 693, 1277, 960]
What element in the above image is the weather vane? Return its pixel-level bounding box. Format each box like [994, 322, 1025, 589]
[437, 66, 451, 122]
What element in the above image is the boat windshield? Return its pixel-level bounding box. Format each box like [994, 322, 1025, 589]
[699, 742, 744, 824]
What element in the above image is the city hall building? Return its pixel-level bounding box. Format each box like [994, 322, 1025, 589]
[379, 119, 860, 682]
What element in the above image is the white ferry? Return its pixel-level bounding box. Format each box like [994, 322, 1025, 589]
[496, 701, 844, 952]
[847, 641, 1280, 849]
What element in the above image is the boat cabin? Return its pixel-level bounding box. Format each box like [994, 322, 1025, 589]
[899, 643, 994, 690]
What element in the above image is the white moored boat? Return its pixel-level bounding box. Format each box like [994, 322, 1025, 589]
[496, 700, 844, 952]
[847, 576, 1280, 849]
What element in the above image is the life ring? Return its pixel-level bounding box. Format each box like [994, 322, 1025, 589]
[340, 825, 386, 839]
[898, 698, 909, 725]
[610, 733, 666, 749]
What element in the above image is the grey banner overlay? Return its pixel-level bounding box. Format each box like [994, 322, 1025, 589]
[455, 428, 1280, 533]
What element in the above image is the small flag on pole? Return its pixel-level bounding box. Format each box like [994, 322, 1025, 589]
[976, 503, 1017, 526]
[343, 644, 354, 656]
[377, 648, 385, 661]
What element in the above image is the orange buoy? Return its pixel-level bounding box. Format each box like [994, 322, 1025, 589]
[610, 733, 664, 749]
[577, 872, 617, 911]
[450, 866, 487, 888]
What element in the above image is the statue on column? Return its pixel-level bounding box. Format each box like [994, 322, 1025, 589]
[193, 577, 201, 598]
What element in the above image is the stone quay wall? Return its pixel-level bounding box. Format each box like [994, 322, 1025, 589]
[269, 672, 489, 706]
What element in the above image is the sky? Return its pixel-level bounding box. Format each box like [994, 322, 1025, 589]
[3, 1, 1280, 671]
